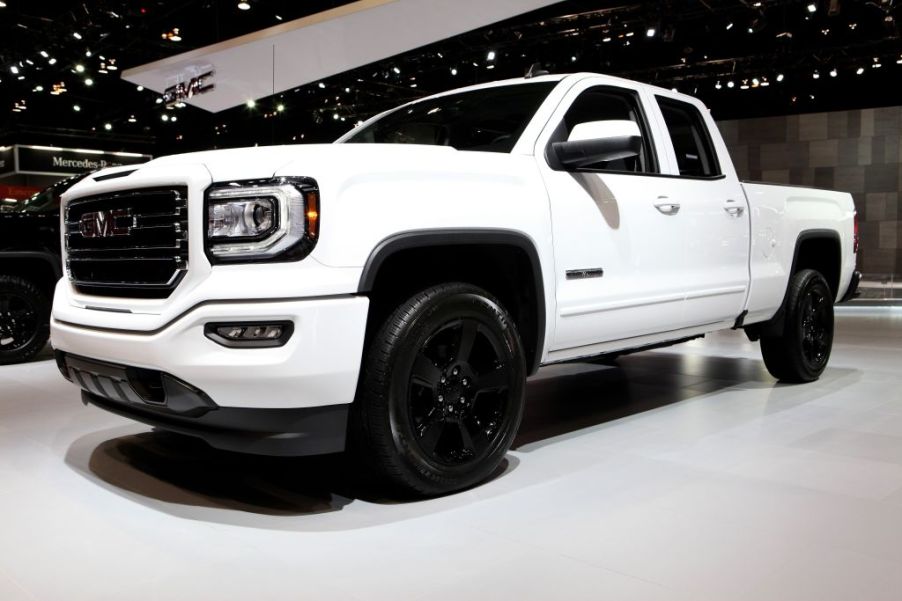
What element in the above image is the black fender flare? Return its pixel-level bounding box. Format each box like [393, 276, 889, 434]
[358, 228, 546, 375]
[0, 251, 62, 282]
[745, 228, 841, 339]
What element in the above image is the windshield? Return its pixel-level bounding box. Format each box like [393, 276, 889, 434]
[343, 82, 556, 153]
[19, 173, 88, 213]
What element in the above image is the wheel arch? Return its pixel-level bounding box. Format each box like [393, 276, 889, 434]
[359, 229, 546, 375]
[746, 228, 841, 340]
[0, 251, 62, 299]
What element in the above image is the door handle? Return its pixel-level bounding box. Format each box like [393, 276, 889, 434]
[654, 202, 681, 215]
[724, 200, 744, 217]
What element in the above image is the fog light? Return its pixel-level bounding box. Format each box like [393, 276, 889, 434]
[204, 321, 294, 348]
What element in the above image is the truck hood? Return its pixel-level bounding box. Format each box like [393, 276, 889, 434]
[144, 143, 461, 182]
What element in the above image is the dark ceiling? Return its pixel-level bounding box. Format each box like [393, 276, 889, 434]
[1, 0, 900, 157]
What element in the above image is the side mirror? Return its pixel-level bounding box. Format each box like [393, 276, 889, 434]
[551, 120, 643, 170]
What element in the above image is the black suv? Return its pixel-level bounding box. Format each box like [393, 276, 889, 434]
[0, 174, 88, 364]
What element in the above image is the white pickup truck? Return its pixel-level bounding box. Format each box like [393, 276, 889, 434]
[51, 73, 860, 495]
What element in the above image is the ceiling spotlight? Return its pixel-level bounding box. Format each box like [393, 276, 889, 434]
[40, 51, 49, 58]
[171, 116, 177, 122]
[873, 57, 882, 68]
[393, 66, 401, 74]
[276, 103, 285, 113]
[237, 2, 251, 9]
[75, 64, 85, 73]
[646, 27, 656, 37]
[84, 78, 93, 86]
[161, 114, 169, 121]
[0, 2, 7, 7]
[9, 65, 18, 74]
[128, 115, 136, 123]
[73, 32, 83, 40]
[48, 58, 57, 65]
[104, 123, 112, 131]
[752, 77, 760, 87]
[136, 85, 144, 91]
[333, 113, 340, 121]
[486, 50, 496, 61]
[760, 78, 770, 87]
[450, 68, 458, 76]
[246, 99, 256, 108]
[829, 68, 838, 77]
[73, 104, 80, 112]
[715, 81, 723, 90]
[807, 2, 817, 13]
[85, 49, 92, 57]
[726, 22, 734, 30]
[812, 70, 820, 79]
[727, 81, 735, 88]
[776, 73, 785, 82]
[855, 67, 865, 74]
[33, 85, 43, 92]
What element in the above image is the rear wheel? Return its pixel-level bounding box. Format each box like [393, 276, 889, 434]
[0, 275, 50, 365]
[760, 269, 834, 383]
[349, 283, 526, 496]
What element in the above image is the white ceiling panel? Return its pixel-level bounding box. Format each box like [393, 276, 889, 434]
[122, 0, 562, 113]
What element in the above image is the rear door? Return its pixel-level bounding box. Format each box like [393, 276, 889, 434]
[648, 93, 751, 328]
[534, 77, 688, 356]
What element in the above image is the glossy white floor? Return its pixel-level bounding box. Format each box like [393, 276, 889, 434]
[2, 308, 902, 600]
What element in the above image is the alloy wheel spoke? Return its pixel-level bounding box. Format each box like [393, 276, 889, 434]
[411, 354, 441, 390]
[454, 320, 478, 364]
[417, 416, 444, 455]
[475, 366, 508, 394]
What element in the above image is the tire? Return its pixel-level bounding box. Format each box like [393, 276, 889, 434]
[0, 275, 50, 365]
[349, 283, 526, 497]
[760, 269, 834, 383]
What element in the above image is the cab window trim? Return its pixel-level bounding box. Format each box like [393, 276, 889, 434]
[546, 84, 661, 175]
[655, 96, 722, 178]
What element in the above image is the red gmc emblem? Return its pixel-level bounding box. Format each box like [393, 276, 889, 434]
[78, 209, 132, 238]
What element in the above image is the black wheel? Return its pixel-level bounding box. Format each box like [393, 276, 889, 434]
[0, 275, 50, 365]
[349, 283, 526, 496]
[760, 269, 834, 383]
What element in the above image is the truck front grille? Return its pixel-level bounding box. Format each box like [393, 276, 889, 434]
[65, 187, 189, 298]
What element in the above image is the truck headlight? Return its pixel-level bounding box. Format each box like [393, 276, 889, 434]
[205, 177, 319, 263]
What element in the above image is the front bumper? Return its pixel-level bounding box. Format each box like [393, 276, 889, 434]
[56, 352, 348, 456]
[51, 295, 369, 410]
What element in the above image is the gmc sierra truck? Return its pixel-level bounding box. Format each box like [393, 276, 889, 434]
[51, 73, 860, 495]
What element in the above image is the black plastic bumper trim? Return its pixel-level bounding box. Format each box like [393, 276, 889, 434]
[57, 351, 348, 456]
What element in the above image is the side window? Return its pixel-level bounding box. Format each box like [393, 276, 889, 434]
[656, 97, 721, 177]
[554, 86, 657, 174]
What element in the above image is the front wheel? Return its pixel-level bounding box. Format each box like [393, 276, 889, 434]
[0, 275, 50, 365]
[760, 269, 834, 383]
[349, 283, 526, 497]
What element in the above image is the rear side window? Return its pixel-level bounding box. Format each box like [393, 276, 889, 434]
[657, 97, 720, 177]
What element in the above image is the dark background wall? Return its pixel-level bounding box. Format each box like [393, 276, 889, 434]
[717, 107, 902, 280]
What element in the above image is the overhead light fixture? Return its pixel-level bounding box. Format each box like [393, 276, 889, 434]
[715, 81, 723, 90]
[486, 50, 496, 61]
[75, 64, 85, 73]
[73, 104, 81, 112]
[812, 70, 820, 79]
[161, 114, 169, 121]
[39, 51, 49, 58]
[48, 58, 57, 65]
[450, 67, 458, 76]
[829, 68, 838, 77]
[276, 103, 285, 113]
[393, 66, 401, 74]
[84, 78, 93, 86]
[856, 67, 865, 74]
[246, 99, 256, 108]
[237, 2, 250, 9]
[776, 73, 785, 82]
[104, 123, 112, 131]
[0, 2, 7, 7]
[646, 27, 656, 37]
[73, 32, 83, 40]
[9, 66, 18, 74]
[128, 115, 136, 123]
[807, 2, 817, 13]
[727, 81, 735, 88]
[85, 49, 92, 57]
[726, 22, 734, 30]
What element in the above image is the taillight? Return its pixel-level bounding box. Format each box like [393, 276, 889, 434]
[853, 212, 860, 254]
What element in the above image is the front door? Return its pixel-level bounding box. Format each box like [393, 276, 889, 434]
[534, 78, 688, 358]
